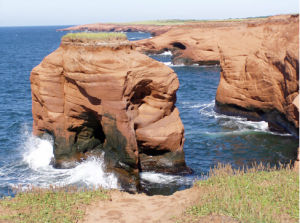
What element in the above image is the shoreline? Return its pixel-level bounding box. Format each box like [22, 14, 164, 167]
[1, 163, 298, 223]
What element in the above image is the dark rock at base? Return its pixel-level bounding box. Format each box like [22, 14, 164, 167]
[139, 151, 192, 174]
[215, 102, 299, 137]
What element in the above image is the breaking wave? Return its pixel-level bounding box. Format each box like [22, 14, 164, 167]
[180, 100, 291, 137]
[163, 62, 186, 67]
[140, 172, 193, 185]
[163, 62, 218, 67]
[0, 128, 119, 193]
[159, 51, 172, 56]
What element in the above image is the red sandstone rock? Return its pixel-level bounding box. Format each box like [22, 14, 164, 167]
[30, 38, 189, 191]
[57, 23, 173, 36]
[135, 14, 299, 135]
[57, 16, 280, 37]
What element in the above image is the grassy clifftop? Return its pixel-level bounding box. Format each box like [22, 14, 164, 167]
[0, 187, 109, 222]
[180, 163, 299, 223]
[62, 32, 127, 41]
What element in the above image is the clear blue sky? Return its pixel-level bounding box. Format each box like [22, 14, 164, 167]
[0, 0, 298, 26]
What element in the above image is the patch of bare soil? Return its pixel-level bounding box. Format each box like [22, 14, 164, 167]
[81, 188, 202, 223]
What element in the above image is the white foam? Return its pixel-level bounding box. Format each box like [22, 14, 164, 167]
[66, 156, 119, 189]
[17, 131, 119, 190]
[159, 51, 172, 56]
[23, 136, 53, 170]
[189, 104, 203, 108]
[163, 62, 185, 67]
[198, 64, 220, 68]
[163, 61, 206, 67]
[163, 62, 172, 66]
[140, 172, 192, 185]
[191, 100, 292, 136]
[237, 119, 268, 131]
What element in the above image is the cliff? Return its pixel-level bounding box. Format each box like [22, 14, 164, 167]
[57, 16, 278, 36]
[135, 14, 299, 136]
[30, 36, 190, 191]
[57, 23, 173, 36]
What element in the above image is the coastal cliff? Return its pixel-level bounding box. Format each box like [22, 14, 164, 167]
[30, 35, 189, 191]
[57, 23, 173, 36]
[135, 14, 299, 136]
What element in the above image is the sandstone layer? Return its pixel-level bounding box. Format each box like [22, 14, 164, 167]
[57, 16, 277, 37]
[30, 38, 190, 191]
[135, 14, 299, 136]
[58, 23, 173, 36]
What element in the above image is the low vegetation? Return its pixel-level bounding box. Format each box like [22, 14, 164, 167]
[62, 32, 127, 41]
[180, 163, 299, 223]
[0, 187, 109, 223]
[0, 163, 298, 223]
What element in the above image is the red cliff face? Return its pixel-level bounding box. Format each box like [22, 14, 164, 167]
[30, 38, 189, 191]
[135, 15, 299, 136]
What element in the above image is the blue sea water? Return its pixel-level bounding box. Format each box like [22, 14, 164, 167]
[0, 27, 298, 197]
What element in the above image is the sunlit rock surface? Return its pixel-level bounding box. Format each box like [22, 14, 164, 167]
[30, 37, 190, 191]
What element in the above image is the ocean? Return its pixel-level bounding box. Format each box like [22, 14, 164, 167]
[0, 26, 297, 197]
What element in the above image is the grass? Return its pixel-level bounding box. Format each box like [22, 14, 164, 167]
[62, 32, 127, 41]
[181, 163, 299, 223]
[0, 163, 298, 223]
[0, 186, 109, 223]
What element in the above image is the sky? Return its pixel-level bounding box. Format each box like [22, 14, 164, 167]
[0, 0, 299, 26]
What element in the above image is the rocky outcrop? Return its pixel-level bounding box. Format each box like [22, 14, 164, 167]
[216, 18, 299, 135]
[57, 16, 277, 37]
[30, 37, 190, 192]
[58, 23, 173, 36]
[135, 14, 299, 136]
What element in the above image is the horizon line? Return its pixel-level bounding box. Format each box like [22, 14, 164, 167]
[0, 12, 298, 28]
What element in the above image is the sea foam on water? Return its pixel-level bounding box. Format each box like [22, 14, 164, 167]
[19, 129, 119, 190]
[23, 134, 54, 170]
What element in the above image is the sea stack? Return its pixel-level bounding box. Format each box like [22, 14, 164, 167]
[30, 33, 190, 191]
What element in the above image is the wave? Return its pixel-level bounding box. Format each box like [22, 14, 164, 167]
[163, 62, 186, 67]
[181, 100, 292, 137]
[23, 133, 54, 170]
[162, 61, 220, 68]
[198, 64, 220, 68]
[65, 156, 118, 188]
[198, 101, 270, 134]
[140, 172, 193, 185]
[159, 51, 172, 56]
[1, 129, 119, 191]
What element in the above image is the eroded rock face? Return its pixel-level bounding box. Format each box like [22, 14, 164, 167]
[135, 14, 299, 136]
[30, 38, 189, 191]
